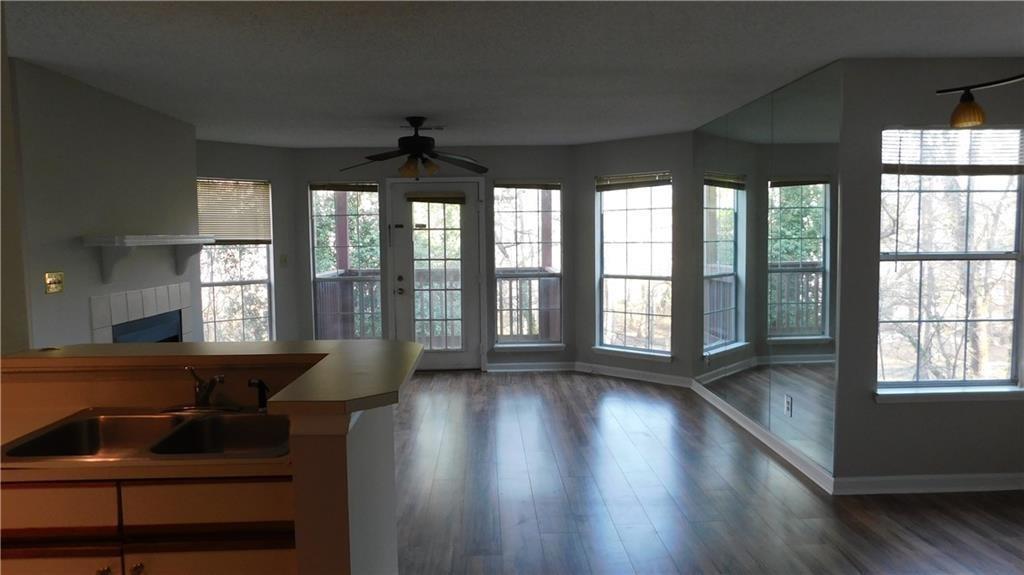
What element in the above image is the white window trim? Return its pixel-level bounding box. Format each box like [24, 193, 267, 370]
[592, 345, 673, 363]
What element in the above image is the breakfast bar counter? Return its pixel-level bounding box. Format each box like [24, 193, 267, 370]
[1, 339, 423, 575]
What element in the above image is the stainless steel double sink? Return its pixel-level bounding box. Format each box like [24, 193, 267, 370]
[3, 408, 289, 462]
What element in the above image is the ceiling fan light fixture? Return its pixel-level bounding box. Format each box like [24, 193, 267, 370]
[421, 157, 440, 176]
[399, 156, 419, 178]
[950, 89, 985, 128]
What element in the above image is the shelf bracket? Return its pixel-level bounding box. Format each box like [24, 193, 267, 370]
[98, 246, 134, 284]
[174, 244, 204, 276]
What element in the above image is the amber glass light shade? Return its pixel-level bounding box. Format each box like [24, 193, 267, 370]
[950, 90, 985, 128]
[399, 156, 419, 178]
[421, 157, 440, 176]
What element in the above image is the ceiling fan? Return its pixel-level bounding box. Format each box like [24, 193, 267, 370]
[338, 116, 489, 177]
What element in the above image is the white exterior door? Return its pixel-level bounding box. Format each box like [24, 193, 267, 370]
[387, 179, 483, 370]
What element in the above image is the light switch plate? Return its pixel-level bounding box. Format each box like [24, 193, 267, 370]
[44, 271, 64, 294]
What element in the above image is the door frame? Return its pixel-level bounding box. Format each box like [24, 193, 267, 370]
[384, 177, 489, 370]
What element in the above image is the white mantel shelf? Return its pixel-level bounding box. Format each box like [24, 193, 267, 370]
[81, 234, 215, 283]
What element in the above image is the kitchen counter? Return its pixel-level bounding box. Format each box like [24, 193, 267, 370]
[5, 339, 423, 414]
[2, 339, 423, 574]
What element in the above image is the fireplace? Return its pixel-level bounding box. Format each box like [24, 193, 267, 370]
[112, 310, 182, 343]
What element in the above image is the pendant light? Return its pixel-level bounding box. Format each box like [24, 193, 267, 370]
[937, 73, 1024, 128]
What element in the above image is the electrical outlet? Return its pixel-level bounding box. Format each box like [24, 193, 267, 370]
[784, 394, 794, 417]
[44, 271, 64, 294]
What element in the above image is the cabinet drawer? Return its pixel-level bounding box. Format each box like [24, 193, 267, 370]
[121, 479, 293, 532]
[124, 548, 295, 575]
[1, 483, 119, 537]
[2, 546, 122, 575]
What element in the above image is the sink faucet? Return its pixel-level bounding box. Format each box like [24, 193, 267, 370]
[185, 366, 224, 408]
[249, 378, 271, 412]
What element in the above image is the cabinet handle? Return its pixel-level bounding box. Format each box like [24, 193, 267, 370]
[130, 562, 146, 575]
[96, 567, 112, 575]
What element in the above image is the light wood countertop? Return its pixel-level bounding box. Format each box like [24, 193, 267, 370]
[5, 340, 424, 415]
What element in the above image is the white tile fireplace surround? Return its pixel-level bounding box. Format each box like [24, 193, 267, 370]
[90, 282, 193, 343]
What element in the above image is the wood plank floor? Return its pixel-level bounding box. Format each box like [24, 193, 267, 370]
[704, 364, 836, 470]
[394, 371, 1024, 575]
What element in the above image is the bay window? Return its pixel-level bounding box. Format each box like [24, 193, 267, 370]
[703, 178, 741, 351]
[767, 181, 828, 338]
[493, 183, 562, 344]
[597, 172, 673, 354]
[311, 183, 382, 339]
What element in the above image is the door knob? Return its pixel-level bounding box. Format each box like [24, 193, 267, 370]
[396, 287, 405, 295]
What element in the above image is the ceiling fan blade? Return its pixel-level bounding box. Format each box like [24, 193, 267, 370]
[338, 159, 376, 173]
[365, 149, 406, 162]
[428, 151, 489, 174]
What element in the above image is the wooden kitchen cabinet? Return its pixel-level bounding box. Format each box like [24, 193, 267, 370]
[1, 548, 123, 575]
[123, 548, 296, 575]
[1, 478, 294, 574]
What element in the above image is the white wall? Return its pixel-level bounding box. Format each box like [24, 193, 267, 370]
[570, 133, 698, 377]
[2, 39, 31, 353]
[12, 61, 200, 348]
[834, 58, 1024, 477]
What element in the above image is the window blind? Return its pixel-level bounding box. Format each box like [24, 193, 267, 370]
[310, 182, 378, 193]
[882, 129, 1024, 175]
[495, 180, 561, 190]
[197, 179, 272, 243]
[704, 172, 746, 190]
[596, 171, 672, 191]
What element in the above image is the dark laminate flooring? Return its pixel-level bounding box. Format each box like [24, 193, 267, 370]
[394, 371, 1024, 575]
[704, 364, 836, 470]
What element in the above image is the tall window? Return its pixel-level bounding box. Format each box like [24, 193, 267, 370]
[197, 178, 273, 342]
[703, 179, 741, 350]
[878, 129, 1022, 386]
[767, 182, 828, 337]
[598, 172, 673, 354]
[494, 184, 562, 344]
[311, 183, 382, 339]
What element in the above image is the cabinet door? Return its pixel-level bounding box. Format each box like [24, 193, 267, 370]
[123, 548, 296, 575]
[2, 553, 122, 575]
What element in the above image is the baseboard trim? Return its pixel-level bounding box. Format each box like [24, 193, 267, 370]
[698, 357, 757, 384]
[485, 361, 576, 373]
[691, 380, 835, 494]
[484, 360, 692, 388]
[573, 362, 692, 388]
[832, 473, 1024, 495]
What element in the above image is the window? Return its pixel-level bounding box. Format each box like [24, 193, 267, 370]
[598, 172, 673, 354]
[197, 178, 273, 342]
[878, 129, 1022, 387]
[768, 182, 828, 337]
[493, 184, 562, 344]
[311, 183, 382, 339]
[412, 201, 463, 350]
[703, 179, 741, 350]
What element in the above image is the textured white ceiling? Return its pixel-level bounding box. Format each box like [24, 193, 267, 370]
[5, 2, 1023, 147]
